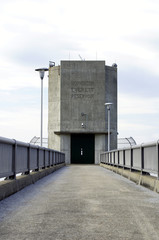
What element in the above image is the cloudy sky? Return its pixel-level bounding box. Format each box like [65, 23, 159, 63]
[0, 0, 159, 145]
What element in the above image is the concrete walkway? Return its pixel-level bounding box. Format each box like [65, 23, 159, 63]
[1, 165, 159, 240]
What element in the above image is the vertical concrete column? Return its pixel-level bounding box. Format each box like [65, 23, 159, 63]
[95, 135, 105, 164]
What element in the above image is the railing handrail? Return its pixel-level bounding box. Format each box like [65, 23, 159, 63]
[0, 136, 65, 180]
[100, 139, 159, 179]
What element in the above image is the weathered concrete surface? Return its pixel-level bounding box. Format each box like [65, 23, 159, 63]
[0, 164, 65, 201]
[48, 61, 117, 164]
[100, 163, 159, 193]
[1, 165, 159, 240]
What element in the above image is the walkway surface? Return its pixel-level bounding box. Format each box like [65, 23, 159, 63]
[1, 165, 159, 240]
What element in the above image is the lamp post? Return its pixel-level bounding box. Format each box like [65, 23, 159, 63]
[105, 102, 113, 151]
[35, 68, 48, 147]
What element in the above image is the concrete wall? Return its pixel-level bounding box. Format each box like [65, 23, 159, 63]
[48, 61, 117, 164]
[60, 134, 70, 165]
[95, 134, 105, 164]
[60, 61, 106, 132]
[100, 163, 159, 193]
[48, 66, 61, 150]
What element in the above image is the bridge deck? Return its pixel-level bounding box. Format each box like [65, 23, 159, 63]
[0, 165, 159, 240]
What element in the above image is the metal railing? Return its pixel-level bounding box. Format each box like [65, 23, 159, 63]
[0, 136, 65, 180]
[100, 140, 159, 179]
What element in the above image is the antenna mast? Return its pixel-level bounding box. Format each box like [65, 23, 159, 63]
[78, 54, 85, 61]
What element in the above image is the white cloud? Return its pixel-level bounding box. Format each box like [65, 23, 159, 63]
[0, 0, 159, 145]
[118, 93, 159, 143]
[119, 93, 159, 115]
[0, 106, 48, 142]
[118, 120, 159, 144]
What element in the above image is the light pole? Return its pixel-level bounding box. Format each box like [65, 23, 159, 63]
[35, 68, 48, 147]
[105, 102, 113, 151]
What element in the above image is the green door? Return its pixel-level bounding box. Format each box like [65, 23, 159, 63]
[71, 134, 94, 164]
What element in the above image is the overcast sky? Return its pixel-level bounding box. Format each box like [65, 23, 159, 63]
[0, 0, 159, 145]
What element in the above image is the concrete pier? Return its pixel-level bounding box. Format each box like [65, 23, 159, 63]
[1, 165, 159, 240]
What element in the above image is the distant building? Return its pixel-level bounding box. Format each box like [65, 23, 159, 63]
[48, 60, 117, 164]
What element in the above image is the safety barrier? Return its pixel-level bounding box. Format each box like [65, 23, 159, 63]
[0, 136, 65, 180]
[100, 140, 159, 179]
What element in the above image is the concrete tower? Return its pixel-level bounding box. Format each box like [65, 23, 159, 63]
[48, 60, 117, 164]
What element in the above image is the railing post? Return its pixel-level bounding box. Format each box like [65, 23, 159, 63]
[141, 144, 144, 175]
[130, 147, 133, 172]
[113, 151, 115, 166]
[55, 152, 56, 165]
[110, 152, 112, 165]
[52, 151, 54, 165]
[36, 147, 40, 171]
[43, 149, 46, 169]
[48, 150, 51, 167]
[49, 150, 52, 167]
[108, 151, 109, 164]
[157, 140, 159, 180]
[60, 153, 61, 164]
[52, 150, 55, 166]
[10, 139, 17, 180]
[24, 144, 30, 175]
[123, 149, 125, 169]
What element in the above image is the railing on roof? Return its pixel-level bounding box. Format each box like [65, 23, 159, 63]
[30, 136, 48, 148]
[118, 137, 136, 149]
[100, 140, 159, 179]
[30, 136, 137, 150]
[0, 136, 65, 180]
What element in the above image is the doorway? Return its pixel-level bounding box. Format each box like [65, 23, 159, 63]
[71, 134, 94, 164]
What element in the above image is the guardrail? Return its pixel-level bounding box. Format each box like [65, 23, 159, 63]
[0, 136, 65, 180]
[100, 140, 159, 179]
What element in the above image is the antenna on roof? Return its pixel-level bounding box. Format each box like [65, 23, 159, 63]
[79, 54, 85, 61]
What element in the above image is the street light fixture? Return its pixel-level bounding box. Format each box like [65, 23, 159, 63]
[35, 68, 48, 147]
[81, 112, 87, 128]
[105, 102, 113, 151]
